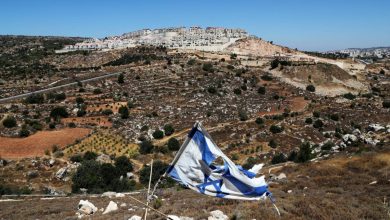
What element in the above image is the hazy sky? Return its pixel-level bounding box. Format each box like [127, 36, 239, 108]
[1, 0, 389, 51]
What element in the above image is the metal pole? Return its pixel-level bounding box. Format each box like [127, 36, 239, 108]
[144, 159, 153, 220]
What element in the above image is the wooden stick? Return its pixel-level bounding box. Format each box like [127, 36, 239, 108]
[128, 194, 172, 220]
[144, 159, 153, 220]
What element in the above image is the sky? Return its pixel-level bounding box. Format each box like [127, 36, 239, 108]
[1, 0, 389, 51]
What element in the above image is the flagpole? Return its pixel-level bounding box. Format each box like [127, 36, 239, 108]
[148, 121, 199, 198]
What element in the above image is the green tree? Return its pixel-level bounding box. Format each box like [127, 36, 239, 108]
[296, 142, 312, 163]
[118, 106, 129, 119]
[271, 153, 287, 164]
[306, 85, 316, 92]
[50, 106, 69, 119]
[139, 160, 169, 185]
[152, 129, 164, 139]
[163, 124, 175, 136]
[2, 116, 17, 128]
[257, 86, 266, 95]
[71, 160, 103, 193]
[83, 151, 98, 160]
[167, 137, 180, 151]
[114, 156, 133, 176]
[270, 125, 283, 134]
[139, 140, 154, 154]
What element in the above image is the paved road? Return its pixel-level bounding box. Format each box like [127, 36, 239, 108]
[0, 72, 120, 104]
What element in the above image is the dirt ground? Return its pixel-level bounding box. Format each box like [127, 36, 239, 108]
[1, 150, 389, 220]
[0, 128, 91, 159]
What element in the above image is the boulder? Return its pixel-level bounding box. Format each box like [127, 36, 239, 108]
[27, 170, 39, 179]
[0, 159, 7, 167]
[96, 154, 112, 164]
[208, 210, 228, 220]
[368, 124, 385, 132]
[115, 192, 125, 198]
[55, 167, 67, 180]
[128, 216, 142, 220]
[49, 159, 56, 167]
[126, 172, 134, 179]
[103, 201, 118, 214]
[102, 191, 117, 198]
[342, 134, 357, 143]
[78, 200, 97, 215]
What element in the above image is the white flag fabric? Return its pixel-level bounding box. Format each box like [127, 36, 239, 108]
[167, 122, 271, 200]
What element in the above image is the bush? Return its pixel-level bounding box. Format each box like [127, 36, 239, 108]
[25, 94, 44, 104]
[70, 154, 83, 163]
[102, 109, 113, 115]
[83, 151, 98, 160]
[306, 84, 316, 92]
[227, 65, 234, 70]
[295, 142, 312, 163]
[330, 114, 339, 121]
[287, 150, 298, 161]
[207, 86, 217, 94]
[202, 63, 214, 72]
[114, 156, 133, 176]
[242, 157, 257, 170]
[139, 160, 169, 185]
[321, 141, 334, 151]
[270, 59, 279, 69]
[93, 88, 102, 94]
[255, 117, 264, 125]
[233, 88, 241, 95]
[269, 139, 278, 148]
[187, 59, 196, 66]
[305, 117, 313, 124]
[238, 110, 248, 121]
[118, 106, 129, 119]
[167, 137, 180, 151]
[261, 74, 273, 81]
[163, 124, 175, 136]
[152, 129, 164, 139]
[271, 153, 287, 164]
[382, 100, 390, 108]
[127, 101, 134, 109]
[50, 106, 68, 119]
[139, 140, 154, 154]
[257, 86, 266, 95]
[118, 73, 125, 83]
[313, 119, 324, 128]
[343, 93, 356, 100]
[2, 116, 17, 128]
[72, 160, 103, 193]
[19, 128, 30, 137]
[75, 97, 84, 104]
[270, 125, 283, 134]
[313, 111, 320, 118]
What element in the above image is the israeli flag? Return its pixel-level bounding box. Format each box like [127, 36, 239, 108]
[167, 122, 271, 200]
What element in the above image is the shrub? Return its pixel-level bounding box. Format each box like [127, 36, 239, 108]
[163, 124, 175, 136]
[270, 125, 283, 134]
[313, 119, 324, 128]
[295, 142, 312, 163]
[330, 114, 339, 121]
[118, 73, 125, 83]
[70, 154, 83, 163]
[233, 88, 241, 95]
[382, 100, 390, 108]
[152, 129, 164, 139]
[242, 157, 257, 170]
[306, 84, 316, 92]
[50, 106, 68, 119]
[255, 117, 264, 125]
[2, 116, 17, 128]
[118, 106, 129, 119]
[238, 110, 248, 121]
[102, 109, 113, 115]
[207, 86, 217, 94]
[270, 59, 279, 69]
[305, 117, 313, 124]
[19, 128, 30, 137]
[25, 94, 44, 104]
[167, 137, 180, 151]
[139, 140, 154, 154]
[127, 101, 134, 109]
[83, 151, 98, 160]
[227, 65, 234, 70]
[313, 111, 320, 118]
[93, 88, 102, 94]
[269, 139, 278, 148]
[202, 63, 214, 72]
[343, 93, 356, 100]
[75, 97, 84, 104]
[271, 153, 287, 164]
[321, 141, 334, 151]
[114, 156, 133, 176]
[287, 150, 298, 161]
[257, 86, 266, 95]
[68, 122, 76, 128]
[187, 59, 196, 65]
[261, 74, 273, 81]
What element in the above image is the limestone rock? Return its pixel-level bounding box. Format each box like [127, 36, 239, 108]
[103, 201, 118, 214]
[208, 210, 228, 220]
